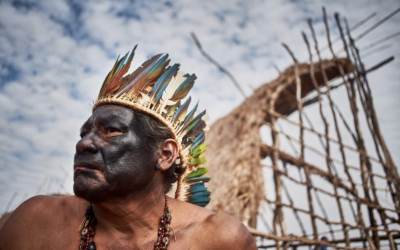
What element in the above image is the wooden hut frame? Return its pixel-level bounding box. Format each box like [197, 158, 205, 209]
[204, 7, 400, 250]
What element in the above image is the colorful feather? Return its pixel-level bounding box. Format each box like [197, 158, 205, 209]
[170, 74, 197, 102]
[191, 131, 205, 150]
[98, 55, 120, 98]
[188, 191, 211, 200]
[190, 157, 206, 167]
[183, 166, 211, 207]
[151, 63, 180, 98]
[185, 114, 210, 140]
[117, 53, 169, 96]
[178, 110, 206, 136]
[167, 101, 181, 118]
[185, 176, 210, 183]
[155, 81, 170, 103]
[158, 72, 191, 112]
[99, 45, 138, 97]
[186, 167, 208, 179]
[191, 143, 207, 158]
[183, 101, 198, 126]
[172, 97, 191, 122]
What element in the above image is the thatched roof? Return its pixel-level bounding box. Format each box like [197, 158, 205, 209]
[205, 58, 353, 227]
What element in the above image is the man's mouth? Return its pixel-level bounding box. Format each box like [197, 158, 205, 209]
[73, 162, 100, 172]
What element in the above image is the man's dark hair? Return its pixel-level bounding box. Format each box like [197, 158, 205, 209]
[132, 110, 180, 193]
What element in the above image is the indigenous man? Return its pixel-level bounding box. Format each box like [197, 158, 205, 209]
[0, 47, 257, 250]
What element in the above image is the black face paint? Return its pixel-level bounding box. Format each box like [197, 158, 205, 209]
[73, 104, 158, 203]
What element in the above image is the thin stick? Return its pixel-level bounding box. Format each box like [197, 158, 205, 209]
[36, 176, 48, 194]
[269, 81, 291, 250]
[343, 17, 399, 248]
[365, 56, 394, 73]
[264, 198, 400, 233]
[263, 164, 400, 213]
[359, 31, 400, 51]
[57, 165, 70, 193]
[345, 17, 400, 211]
[46, 177, 53, 194]
[335, 12, 381, 248]
[310, 12, 353, 245]
[361, 44, 393, 59]
[335, 8, 400, 56]
[282, 42, 319, 242]
[354, 8, 400, 42]
[317, 12, 376, 56]
[267, 109, 382, 165]
[333, 102, 358, 143]
[273, 63, 282, 74]
[282, 180, 307, 237]
[190, 32, 247, 99]
[3, 191, 18, 214]
[260, 202, 273, 233]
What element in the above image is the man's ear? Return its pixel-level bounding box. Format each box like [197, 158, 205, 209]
[157, 139, 179, 171]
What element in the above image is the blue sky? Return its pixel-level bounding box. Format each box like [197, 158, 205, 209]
[1, 0, 399, 236]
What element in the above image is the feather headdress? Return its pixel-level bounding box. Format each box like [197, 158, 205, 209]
[93, 46, 211, 207]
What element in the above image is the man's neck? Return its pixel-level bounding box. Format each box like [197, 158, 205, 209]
[91, 184, 166, 241]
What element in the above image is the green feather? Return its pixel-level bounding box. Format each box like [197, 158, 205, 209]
[186, 167, 208, 179]
[190, 157, 206, 166]
[191, 143, 207, 158]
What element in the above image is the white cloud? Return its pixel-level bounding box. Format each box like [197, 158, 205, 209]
[0, 0, 399, 238]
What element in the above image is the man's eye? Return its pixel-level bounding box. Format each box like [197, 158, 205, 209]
[80, 132, 88, 138]
[104, 128, 121, 134]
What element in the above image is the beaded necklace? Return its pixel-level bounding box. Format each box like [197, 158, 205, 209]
[79, 195, 171, 250]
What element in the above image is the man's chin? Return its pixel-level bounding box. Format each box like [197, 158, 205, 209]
[73, 176, 109, 203]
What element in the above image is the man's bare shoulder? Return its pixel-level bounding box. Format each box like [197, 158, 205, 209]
[200, 213, 258, 249]
[0, 195, 86, 249]
[170, 199, 257, 250]
[1, 195, 85, 223]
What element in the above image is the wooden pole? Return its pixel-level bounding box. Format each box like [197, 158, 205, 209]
[322, 8, 375, 248]
[282, 43, 319, 244]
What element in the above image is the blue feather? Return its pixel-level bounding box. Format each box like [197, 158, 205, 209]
[191, 132, 205, 150]
[179, 110, 206, 135]
[155, 82, 170, 103]
[190, 196, 211, 203]
[183, 101, 198, 125]
[188, 191, 211, 200]
[151, 63, 179, 97]
[185, 176, 210, 183]
[178, 110, 206, 136]
[189, 182, 204, 188]
[193, 131, 205, 143]
[188, 184, 207, 194]
[172, 96, 191, 121]
[190, 196, 211, 207]
[116, 52, 129, 72]
[124, 45, 137, 65]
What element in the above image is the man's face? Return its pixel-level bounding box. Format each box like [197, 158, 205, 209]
[73, 104, 157, 203]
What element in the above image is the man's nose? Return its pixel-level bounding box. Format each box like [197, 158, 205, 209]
[76, 133, 98, 155]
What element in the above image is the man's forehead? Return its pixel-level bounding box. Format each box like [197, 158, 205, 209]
[82, 105, 135, 128]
